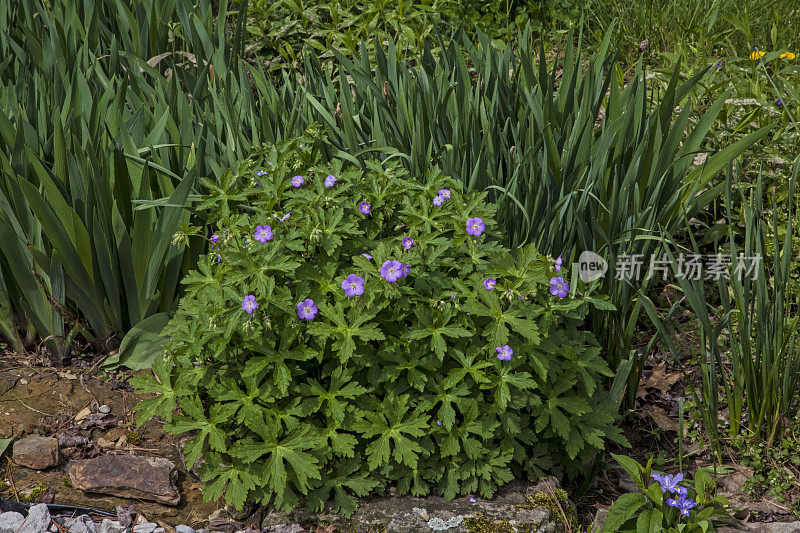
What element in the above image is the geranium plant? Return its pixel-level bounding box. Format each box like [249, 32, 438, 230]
[133, 130, 626, 515]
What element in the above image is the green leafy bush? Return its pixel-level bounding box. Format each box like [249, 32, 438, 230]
[133, 132, 627, 514]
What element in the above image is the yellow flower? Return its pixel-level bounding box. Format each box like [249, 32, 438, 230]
[749, 51, 766, 60]
[780, 51, 796, 60]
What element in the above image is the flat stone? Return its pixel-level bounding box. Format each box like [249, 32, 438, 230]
[98, 519, 126, 533]
[0, 511, 25, 533]
[176, 526, 197, 533]
[17, 504, 51, 533]
[13, 436, 61, 470]
[69, 455, 180, 505]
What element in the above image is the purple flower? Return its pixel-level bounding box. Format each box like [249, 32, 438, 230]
[433, 195, 444, 206]
[359, 202, 370, 214]
[342, 274, 365, 297]
[292, 175, 305, 187]
[361, 253, 373, 260]
[255, 170, 267, 177]
[496, 345, 513, 361]
[380, 260, 403, 282]
[296, 299, 318, 320]
[555, 254, 562, 272]
[466, 217, 485, 236]
[468, 496, 476, 503]
[666, 492, 696, 517]
[210, 234, 220, 243]
[254, 224, 273, 243]
[401, 264, 410, 278]
[549, 276, 569, 298]
[484, 278, 497, 290]
[325, 174, 338, 187]
[716, 60, 725, 70]
[280, 212, 291, 222]
[438, 189, 451, 199]
[216, 254, 222, 263]
[242, 295, 258, 314]
[402, 237, 414, 250]
[777, 98, 786, 107]
[436, 420, 442, 426]
[651, 473, 684, 493]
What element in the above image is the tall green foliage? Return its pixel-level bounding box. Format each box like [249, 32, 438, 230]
[0, 0, 267, 360]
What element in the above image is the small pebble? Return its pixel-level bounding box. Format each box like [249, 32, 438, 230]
[176, 526, 196, 533]
[98, 405, 110, 414]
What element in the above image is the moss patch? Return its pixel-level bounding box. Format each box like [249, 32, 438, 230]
[521, 489, 577, 531]
[18, 483, 46, 502]
[464, 513, 538, 533]
[126, 431, 142, 445]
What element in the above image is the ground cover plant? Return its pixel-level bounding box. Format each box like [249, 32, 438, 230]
[132, 131, 627, 514]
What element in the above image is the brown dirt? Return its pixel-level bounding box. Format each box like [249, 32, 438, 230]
[0, 361, 219, 529]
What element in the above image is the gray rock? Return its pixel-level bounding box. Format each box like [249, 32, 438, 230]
[64, 515, 96, 533]
[98, 519, 126, 533]
[288, 481, 560, 533]
[132, 523, 158, 533]
[98, 405, 111, 414]
[176, 526, 197, 533]
[68, 455, 180, 505]
[13, 436, 61, 470]
[0, 511, 25, 533]
[17, 504, 51, 533]
[589, 508, 608, 533]
[718, 523, 800, 533]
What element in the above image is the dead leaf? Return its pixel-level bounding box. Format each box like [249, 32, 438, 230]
[642, 404, 679, 432]
[637, 363, 681, 398]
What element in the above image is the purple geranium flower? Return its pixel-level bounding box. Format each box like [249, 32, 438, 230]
[280, 212, 291, 222]
[496, 345, 513, 361]
[361, 253, 373, 260]
[210, 234, 220, 243]
[666, 492, 696, 517]
[242, 295, 258, 314]
[296, 299, 318, 320]
[651, 473, 684, 493]
[438, 189, 451, 199]
[433, 195, 444, 206]
[466, 217, 485, 236]
[254, 224, 273, 243]
[436, 420, 442, 426]
[777, 98, 786, 107]
[292, 175, 305, 187]
[484, 278, 497, 290]
[325, 174, 338, 187]
[342, 274, 365, 297]
[401, 264, 410, 278]
[716, 60, 725, 70]
[402, 237, 414, 250]
[549, 276, 569, 298]
[380, 260, 403, 282]
[468, 496, 476, 503]
[255, 170, 267, 177]
[359, 202, 370, 214]
[555, 254, 562, 272]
